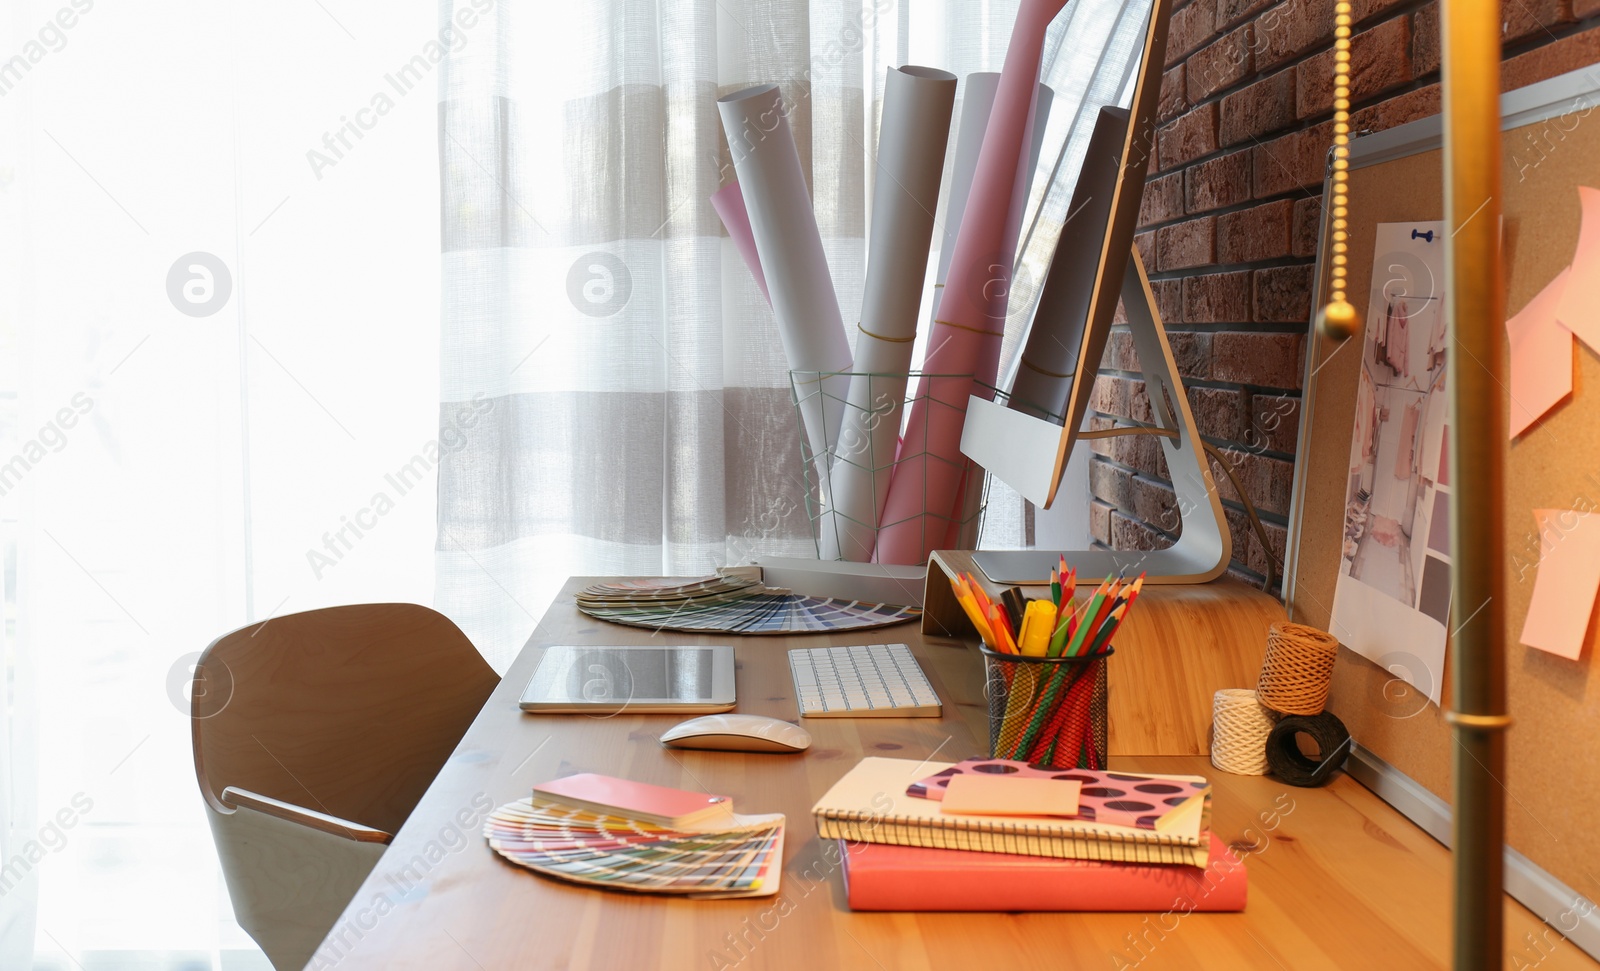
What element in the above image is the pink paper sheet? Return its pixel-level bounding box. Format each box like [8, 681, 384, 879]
[710, 182, 771, 305]
[1553, 186, 1600, 353]
[1506, 267, 1574, 438]
[874, 0, 1068, 564]
[1520, 509, 1600, 660]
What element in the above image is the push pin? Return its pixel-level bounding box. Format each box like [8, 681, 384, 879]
[1411, 228, 1435, 242]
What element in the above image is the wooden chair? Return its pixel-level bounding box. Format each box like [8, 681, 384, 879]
[191, 603, 500, 970]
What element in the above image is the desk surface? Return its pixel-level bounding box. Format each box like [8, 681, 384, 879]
[315, 578, 1597, 970]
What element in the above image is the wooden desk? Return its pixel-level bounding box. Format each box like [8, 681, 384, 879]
[313, 578, 1597, 970]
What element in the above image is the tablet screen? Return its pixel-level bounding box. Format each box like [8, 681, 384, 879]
[520, 645, 735, 711]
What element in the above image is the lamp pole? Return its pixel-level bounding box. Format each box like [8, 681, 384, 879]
[1441, 0, 1510, 966]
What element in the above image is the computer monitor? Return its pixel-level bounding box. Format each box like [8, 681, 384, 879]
[960, 0, 1232, 585]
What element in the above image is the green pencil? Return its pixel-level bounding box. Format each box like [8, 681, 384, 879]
[1063, 575, 1115, 657]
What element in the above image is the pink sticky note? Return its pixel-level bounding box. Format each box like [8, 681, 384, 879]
[1506, 268, 1575, 438]
[1553, 186, 1600, 353]
[940, 775, 1082, 816]
[1520, 509, 1600, 659]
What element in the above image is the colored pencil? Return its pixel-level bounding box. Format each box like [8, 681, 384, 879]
[1063, 575, 1113, 657]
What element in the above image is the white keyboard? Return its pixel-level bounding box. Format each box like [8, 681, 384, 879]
[787, 644, 942, 718]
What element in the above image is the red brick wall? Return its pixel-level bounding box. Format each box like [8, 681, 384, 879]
[1092, 0, 1600, 587]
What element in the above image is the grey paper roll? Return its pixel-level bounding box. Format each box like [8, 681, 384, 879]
[718, 84, 854, 496]
[1007, 105, 1131, 423]
[822, 66, 958, 562]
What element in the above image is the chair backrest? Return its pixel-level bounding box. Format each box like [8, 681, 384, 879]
[192, 603, 500, 836]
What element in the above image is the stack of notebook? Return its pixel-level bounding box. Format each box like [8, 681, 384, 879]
[812, 757, 1246, 911]
[485, 773, 785, 899]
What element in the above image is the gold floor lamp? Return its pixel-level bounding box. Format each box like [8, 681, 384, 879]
[1316, 0, 1509, 964]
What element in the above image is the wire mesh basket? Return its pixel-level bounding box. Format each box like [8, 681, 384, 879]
[788, 369, 991, 562]
[981, 645, 1111, 770]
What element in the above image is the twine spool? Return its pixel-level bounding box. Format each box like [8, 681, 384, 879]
[1265, 712, 1352, 787]
[1256, 622, 1340, 715]
[1210, 688, 1277, 775]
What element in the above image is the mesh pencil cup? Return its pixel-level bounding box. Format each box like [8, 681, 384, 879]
[980, 645, 1111, 770]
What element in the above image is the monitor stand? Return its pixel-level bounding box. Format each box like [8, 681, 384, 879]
[964, 248, 1232, 585]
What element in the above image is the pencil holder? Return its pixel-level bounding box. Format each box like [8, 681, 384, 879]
[980, 646, 1111, 770]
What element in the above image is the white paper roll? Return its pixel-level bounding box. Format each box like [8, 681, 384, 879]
[821, 66, 958, 561]
[718, 85, 853, 504]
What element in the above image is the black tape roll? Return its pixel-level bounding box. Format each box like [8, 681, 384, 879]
[1265, 712, 1352, 787]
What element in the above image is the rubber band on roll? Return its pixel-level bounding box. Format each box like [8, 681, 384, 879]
[1019, 356, 1074, 379]
[856, 323, 917, 343]
[1265, 711, 1352, 787]
[933, 318, 1004, 338]
[1210, 688, 1277, 776]
[1256, 621, 1340, 715]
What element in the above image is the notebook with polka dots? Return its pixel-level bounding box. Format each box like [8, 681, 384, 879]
[906, 758, 1210, 834]
[812, 758, 1211, 867]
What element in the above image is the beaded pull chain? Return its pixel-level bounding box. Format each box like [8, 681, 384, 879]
[1316, 0, 1362, 341]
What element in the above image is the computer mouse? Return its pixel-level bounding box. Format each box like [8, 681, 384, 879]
[660, 714, 812, 753]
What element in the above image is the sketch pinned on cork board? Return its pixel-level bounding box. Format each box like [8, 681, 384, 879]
[1331, 221, 1453, 706]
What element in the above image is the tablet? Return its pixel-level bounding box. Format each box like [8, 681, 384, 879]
[518, 645, 737, 713]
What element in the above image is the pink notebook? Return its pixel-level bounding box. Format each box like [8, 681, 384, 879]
[533, 774, 733, 829]
[841, 832, 1246, 912]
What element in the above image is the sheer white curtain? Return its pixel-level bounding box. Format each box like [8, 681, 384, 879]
[2, 2, 441, 967]
[434, 0, 1150, 666]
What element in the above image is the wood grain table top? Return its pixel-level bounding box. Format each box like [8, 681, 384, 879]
[312, 577, 1598, 970]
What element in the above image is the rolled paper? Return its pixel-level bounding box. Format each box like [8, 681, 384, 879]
[710, 182, 772, 305]
[820, 66, 958, 562]
[1007, 106, 1131, 422]
[876, 0, 1070, 564]
[944, 77, 1055, 552]
[929, 75, 1056, 346]
[718, 84, 854, 497]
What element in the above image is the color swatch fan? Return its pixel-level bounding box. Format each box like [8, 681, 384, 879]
[576, 574, 919, 635]
[485, 797, 785, 899]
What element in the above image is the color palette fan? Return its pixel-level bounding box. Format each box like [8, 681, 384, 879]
[576, 574, 920, 635]
[484, 797, 786, 899]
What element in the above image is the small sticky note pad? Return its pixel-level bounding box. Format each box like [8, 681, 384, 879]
[939, 774, 1082, 817]
[1520, 509, 1600, 660]
[1506, 268, 1574, 439]
[1555, 187, 1600, 354]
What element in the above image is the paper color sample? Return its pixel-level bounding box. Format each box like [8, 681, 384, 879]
[1554, 186, 1600, 353]
[939, 775, 1081, 816]
[1506, 268, 1575, 438]
[821, 66, 957, 562]
[1520, 509, 1600, 659]
[533, 773, 733, 829]
[875, 0, 1069, 564]
[710, 182, 771, 304]
[717, 85, 854, 494]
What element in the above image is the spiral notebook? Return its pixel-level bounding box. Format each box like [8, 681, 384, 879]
[812, 758, 1210, 867]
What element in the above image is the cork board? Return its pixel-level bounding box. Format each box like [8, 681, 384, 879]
[1286, 70, 1600, 898]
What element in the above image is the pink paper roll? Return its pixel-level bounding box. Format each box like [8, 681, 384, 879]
[875, 0, 1069, 564]
[710, 182, 771, 304]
